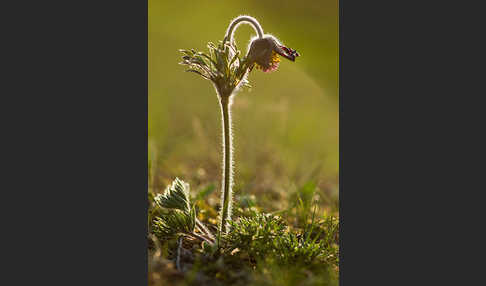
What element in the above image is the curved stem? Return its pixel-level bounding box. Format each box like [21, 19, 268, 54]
[218, 95, 233, 236]
[196, 218, 215, 240]
[224, 15, 264, 44]
[187, 232, 215, 245]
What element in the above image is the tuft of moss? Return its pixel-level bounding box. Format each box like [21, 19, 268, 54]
[223, 212, 338, 267]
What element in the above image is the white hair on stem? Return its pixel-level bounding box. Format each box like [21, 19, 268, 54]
[179, 14, 298, 244]
[218, 94, 234, 234]
[224, 15, 264, 44]
[217, 15, 265, 237]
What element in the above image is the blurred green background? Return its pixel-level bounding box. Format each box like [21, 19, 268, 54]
[149, 0, 339, 211]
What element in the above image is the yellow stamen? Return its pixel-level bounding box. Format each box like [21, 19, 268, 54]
[255, 51, 280, 70]
[271, 51, 280, 64]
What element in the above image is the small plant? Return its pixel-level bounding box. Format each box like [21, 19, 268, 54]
[152, 178, 215, 246]
[179, 15, 299, 239]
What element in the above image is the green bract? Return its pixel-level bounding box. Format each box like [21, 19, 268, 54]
[179, 41, 251, 96]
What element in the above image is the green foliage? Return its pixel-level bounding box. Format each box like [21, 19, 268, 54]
[154, 177, 191, 213]
[179, 41, 251, 96]
[151, 178, 196, 239]
[289, 181, 319, 226]
[223, 211, 339, 267]
[152, 207, 196, 239]
[149, 184, 339, 286]
[150, 178, 216, 247]
[224, 213, 286, 255]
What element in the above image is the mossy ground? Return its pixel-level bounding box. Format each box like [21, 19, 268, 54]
[148, 178, 339, 286]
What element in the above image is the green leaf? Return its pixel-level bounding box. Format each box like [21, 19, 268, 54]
[198, 52, 217, 68]
[186, 69, 209, 80]
[152, 209, 196, 239]
[229, 50, 240, 67]
[193, 55, 208, 67]
[179, 49, 193, 56]
[154, 178, 191, 213]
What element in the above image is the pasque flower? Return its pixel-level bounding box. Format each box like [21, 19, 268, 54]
[179, 15, 299, 240]
[247, 35, 299, 73]
[224, 15, 299, 73]
[180, 15, 299, 94]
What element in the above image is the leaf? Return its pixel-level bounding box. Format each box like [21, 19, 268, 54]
[154, 178, 191, 213]
[193, 55, 208, 67]
[207, 42, 216, 51]
[180, 39, 252, 94]
[152, 209, 196, 238]
[198, 52, 217, 68]
[186, 69, 209, 80]
[224, 41, 237, 53]
[179, 49, 193, 56]
[229, 50, 240, 68]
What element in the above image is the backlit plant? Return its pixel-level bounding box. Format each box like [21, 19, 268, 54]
[179, 15, 299, 239]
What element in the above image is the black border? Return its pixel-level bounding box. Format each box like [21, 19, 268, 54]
[7, 0, 476, 284]
[7, 1, 148, 284]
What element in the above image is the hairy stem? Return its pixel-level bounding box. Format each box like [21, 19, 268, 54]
[223, 15, 264, 44]
[187, 232, 215, 245]
[196, 218, 215, 240]
[218, 95, 233, 236]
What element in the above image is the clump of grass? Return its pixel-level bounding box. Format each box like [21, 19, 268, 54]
[224, 211, 338, 266]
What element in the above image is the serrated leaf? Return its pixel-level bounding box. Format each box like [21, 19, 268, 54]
[154, 178, 191, 213]
[152, 209, 196, 239]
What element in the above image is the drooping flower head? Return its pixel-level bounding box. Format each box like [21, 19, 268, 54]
[224, 16, 299, 73]
[247, 35, 300, 73]
[179, 15, 299, 97]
